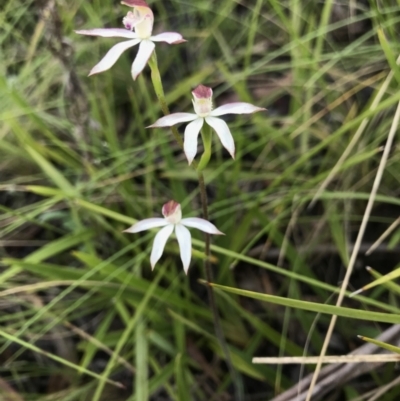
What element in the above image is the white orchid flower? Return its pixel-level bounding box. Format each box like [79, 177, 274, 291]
[148, 85, 266, 164]
[124, 200, 223, 273]
[75, 0, 186, 80]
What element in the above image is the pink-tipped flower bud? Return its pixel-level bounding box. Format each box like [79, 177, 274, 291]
[162, 201, 182, 224]
[192, 85, 213, 117]
[192, 85, 213, 99]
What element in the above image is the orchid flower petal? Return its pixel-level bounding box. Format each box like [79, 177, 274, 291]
[175, 224, 192, 274]
[131, 39, 155, 80]
[184, 118, 204, 165]
[75, 28, 138, 39]
[181, 218, 224, 235]
[124, 218, 168, 233]
[205, 116, 235, 159]
[147, 113, 197, 128]
[150, 224, 174, 269]
[88, 39, 140, 76]
[150, 32, 186, 44]
[210, 102, 266, 117]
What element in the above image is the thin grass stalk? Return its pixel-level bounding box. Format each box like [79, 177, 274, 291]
[365, 216, 400, 255]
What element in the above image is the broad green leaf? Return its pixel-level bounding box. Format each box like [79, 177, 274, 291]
[209, 282, 400, 324]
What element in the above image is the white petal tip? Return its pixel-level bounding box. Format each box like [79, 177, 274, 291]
[88, 68, 102, 77]
[248, 107, 267, 113]
[151, 32, 187, 44]
[209, 228, 225, 235]
[131, 68, 144, 80]
[227, 149, 235, 159]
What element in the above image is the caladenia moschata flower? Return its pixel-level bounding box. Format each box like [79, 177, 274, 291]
[75, 0, 185, 80]
[148, 85, 266, 165]
[124, 201, 223, 273]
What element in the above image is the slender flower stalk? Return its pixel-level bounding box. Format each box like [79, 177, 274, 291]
[124, 201, 223, 274]
[197, 173, 244, 400]
[147, 57, 244, 400]
[75, 0, 185, 80]
[148, 85, 265, 165]
[147, 53, 185, 150]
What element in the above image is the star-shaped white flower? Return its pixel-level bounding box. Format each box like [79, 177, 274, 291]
[124, 201, 223, 273]
[148, 85, 266, 164]
[75, 0, 186, 80]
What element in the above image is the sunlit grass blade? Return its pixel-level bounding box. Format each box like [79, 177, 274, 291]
[358, 336, 400, 355]
[208, 282, 400, 324]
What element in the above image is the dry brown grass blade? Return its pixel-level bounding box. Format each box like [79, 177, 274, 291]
[253, 354, 400, 364]
[365, 216, 400, 255]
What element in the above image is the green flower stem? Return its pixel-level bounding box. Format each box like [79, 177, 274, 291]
[148, 52, 184, 150]
[197, 124, 212, 171]
[148, 51, 242, 401]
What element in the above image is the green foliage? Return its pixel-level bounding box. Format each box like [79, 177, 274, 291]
[1, 0, 400, 400]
